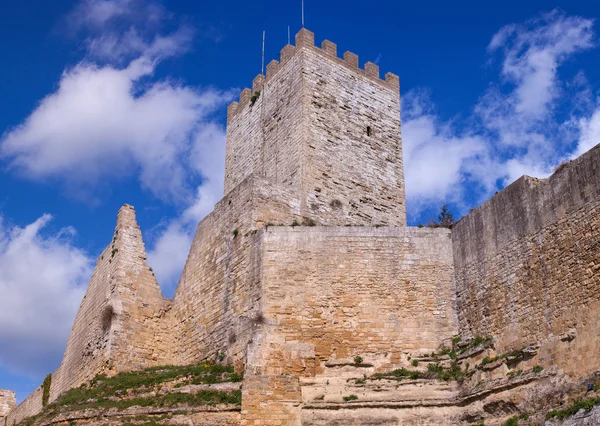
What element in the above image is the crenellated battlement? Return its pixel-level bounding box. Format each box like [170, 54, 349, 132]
[227, 28, 400, 122]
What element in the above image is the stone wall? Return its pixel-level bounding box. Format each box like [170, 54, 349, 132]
[224, 29, 405, 227]
[168, 176, 304, 369]
[453, 144, 600, 377]
[247, 226, 457, 377]
[0, 390, 16, 422]
[8, 205, 174, 425]
[6, 386, 41, 426]
[50, 205, 173, 403]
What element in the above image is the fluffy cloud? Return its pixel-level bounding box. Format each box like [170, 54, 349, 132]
[573, 105, 600, 158]
[402, 92, 489, 210]
[0, 54, 230, 204]
[147, 123, 226, 291]
[402, 9, 597, 218]
[68, 0, 163, 31]
[0, 215, 92, 376]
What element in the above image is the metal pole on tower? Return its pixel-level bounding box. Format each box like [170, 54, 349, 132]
[302, 0, 305, 27]
[261, 30, 265, 75]
[288, 25, 290, 45]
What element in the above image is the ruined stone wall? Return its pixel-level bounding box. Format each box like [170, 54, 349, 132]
[169, 175, 304, 369]
[0, 389, 16, 422]
[453, 144, 600, 377]
[224, 29, 404, 227]
[50, 205, 173, 404]
[247, 226, 457, 377]
[6, 386, 41, 426]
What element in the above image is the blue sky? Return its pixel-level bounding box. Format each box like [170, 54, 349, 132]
[1, 0, 599, 403]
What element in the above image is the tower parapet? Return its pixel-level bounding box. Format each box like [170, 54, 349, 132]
[224, 28, 406, 227]
[227, 29, 399, 123]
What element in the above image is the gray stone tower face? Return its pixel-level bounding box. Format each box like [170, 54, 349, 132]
[224, 29, 406, 226]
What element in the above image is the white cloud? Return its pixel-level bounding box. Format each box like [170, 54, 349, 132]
[0, 54, 231, 204]
[403, 9, 597, 218]
[0, 215, 92, 376]
[573, 105, 600, 158]
[402, 92, 489, 210]
[147, 123, 226, 291]
[69, 0, 163, 31]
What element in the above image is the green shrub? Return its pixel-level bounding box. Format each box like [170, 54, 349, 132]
[343, 395, 358, 402]
[42, 374, 52, 407]
[412, 359, 419, 367]
[501, 416, 518, 426]
[354, 356, 363, 365]
[250, 90, 261, 105]
[532, 365, 543, 373]
[547, 397, 600, 420]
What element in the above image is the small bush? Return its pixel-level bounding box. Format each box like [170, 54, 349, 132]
[501, 416, 518, 426]
[291, 220, 300, 227]
[532, 365, 543, 373]
[354, 356, 363, 365]
[250, 90, 261, 106]
[232, 228, 239, 238]
[547, 396, 600, 420]
[42, 374, 52, 407]
[343, 394, 358, 402]
[412, 360, 419, 367]
[427, 363, 443, 375]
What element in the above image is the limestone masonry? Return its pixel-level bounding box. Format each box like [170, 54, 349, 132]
[4, 28, 600, 426]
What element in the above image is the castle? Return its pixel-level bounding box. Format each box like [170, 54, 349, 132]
[2, 28, 600, 426]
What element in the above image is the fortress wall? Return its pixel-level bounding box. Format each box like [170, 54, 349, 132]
[0, 389, 16, 421]
[453, 144, 600, 376]
[48, 241, 118, 404]
[248, 226, 457, 376]
[6, 386, 41, 426]
[260, 51, 305, 196]
[224, 48, 305, 197]
[49, 205, 172, 403]
[105, 206, 174, 373]
[170, 175, 303, 369]
[224, 29, 405, 228]
[302, 44, 406, 227]
[224, 82, 264, 195]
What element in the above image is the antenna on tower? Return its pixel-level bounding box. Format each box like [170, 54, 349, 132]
[261, 30, 265, 75]
[302, 0, 305, 27]
[288, 25, 290, 45]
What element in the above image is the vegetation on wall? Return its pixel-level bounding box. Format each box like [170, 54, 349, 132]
[17, 363, 242, 426]
[41, 374, 51, 407]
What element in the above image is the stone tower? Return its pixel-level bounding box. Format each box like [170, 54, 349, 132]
[225, 28, 405, 226]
